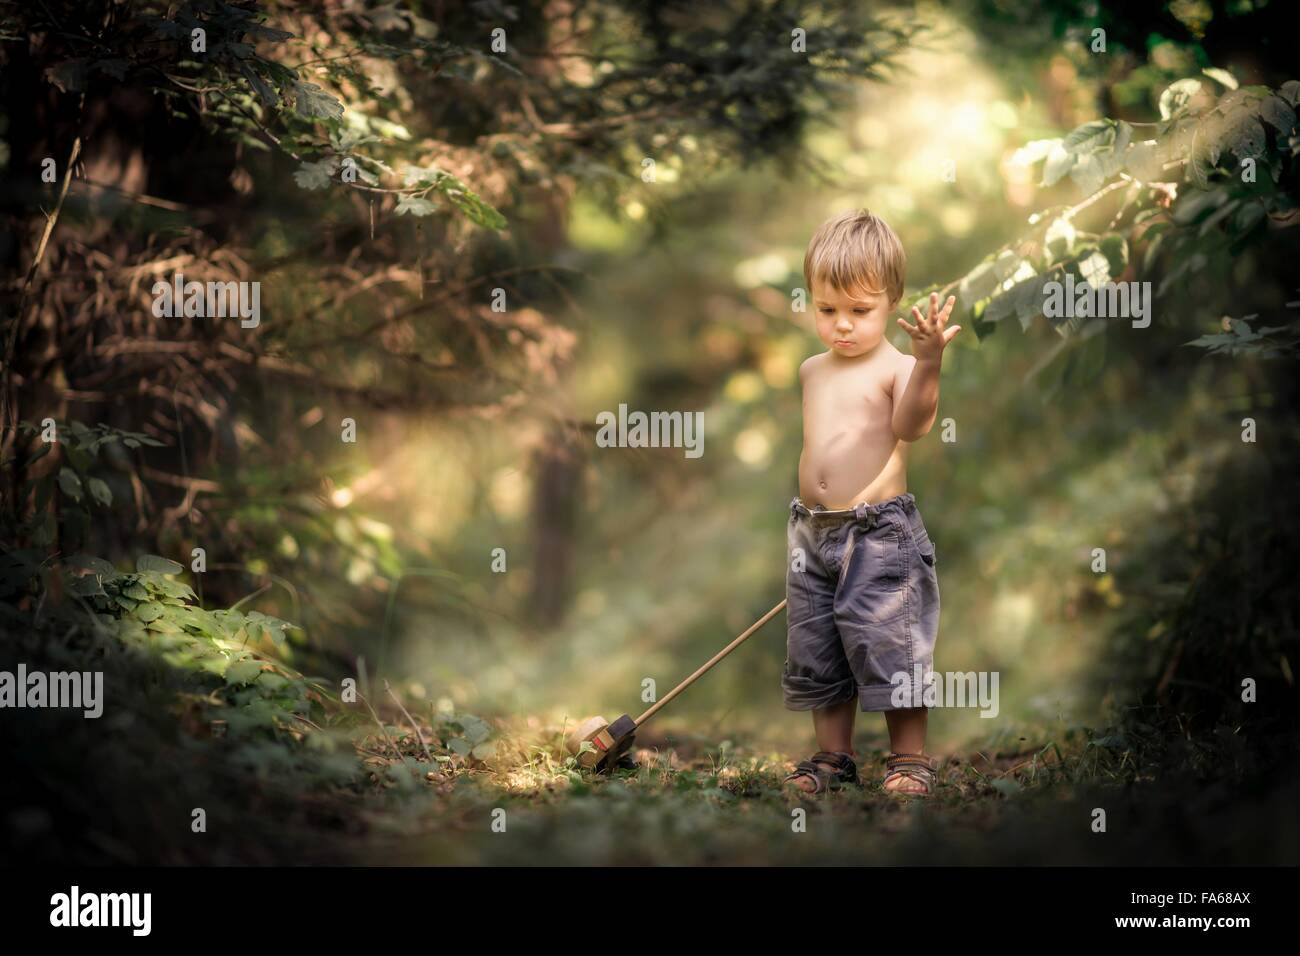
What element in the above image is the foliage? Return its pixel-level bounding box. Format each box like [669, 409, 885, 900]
[924, 75, 1299, 345]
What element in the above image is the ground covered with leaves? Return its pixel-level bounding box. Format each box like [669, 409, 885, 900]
[4, 571, 1296, 867]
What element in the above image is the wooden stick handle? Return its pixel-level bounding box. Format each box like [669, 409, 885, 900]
[633, 598, 787, 728]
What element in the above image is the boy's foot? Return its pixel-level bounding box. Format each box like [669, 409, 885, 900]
[882, 752, 939, 796]
[784, 751, 858, 794]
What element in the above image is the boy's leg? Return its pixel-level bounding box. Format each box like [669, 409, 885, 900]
[785, 699, 857, 793]
[814, 698, 857, 753]
[782, 503, 857, 711]
[883, 707, 929, 793]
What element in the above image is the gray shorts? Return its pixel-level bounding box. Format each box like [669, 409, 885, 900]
[782, 493, 940, 712]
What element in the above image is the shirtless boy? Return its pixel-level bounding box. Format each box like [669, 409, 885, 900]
[782, 209, 959, 796]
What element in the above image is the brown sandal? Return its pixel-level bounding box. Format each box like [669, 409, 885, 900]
[784, 751, 859, 794]
[882, 752, 939, 796]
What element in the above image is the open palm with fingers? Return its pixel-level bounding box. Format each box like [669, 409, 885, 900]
[898, 292, 961, 362]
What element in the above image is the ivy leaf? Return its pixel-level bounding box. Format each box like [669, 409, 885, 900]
[239, 63, 278, 107]
[1225, 114, 1266, 162]
[135, 602, 164, 623]
[1062, 119, 1115, 155]
[293, 158, 339, 190]
[1041, 141, 1075, 186]
[1077, 249, 1111, 287]
[1044, 218, 1076, 259]
[1259, 95, 1296, 134]
[395, 194, 437, 216]
[67, 554, 118, 579]
[225, 659, 265, 685]
[1201, 67, 1238, 91]
[1124, 141, 1164, 182]
[68, 573, 107, 598]
[57, 467, 83, 502]
[434, 174, 507, 230]
[1100, 234, 1129, 276]
[1280, 81, 1300, 107]
[245, 23, 296, 42]
[292, 81, 345, 120]
[87, 477, 112, 507]
[137, 554, 184, 575]
[958, 253, 1020, 304]
[1159, 79, 1204, 120]
[1069, 153, 1106, 195]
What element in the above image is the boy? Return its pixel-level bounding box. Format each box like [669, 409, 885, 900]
[783, 209, 959, 796]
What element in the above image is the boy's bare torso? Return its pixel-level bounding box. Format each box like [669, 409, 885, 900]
[798, 342, 910, 510]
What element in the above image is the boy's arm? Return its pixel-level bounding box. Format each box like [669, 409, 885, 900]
[891, 292, 960, 442]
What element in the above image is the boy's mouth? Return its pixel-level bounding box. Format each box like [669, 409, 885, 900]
[833, 339, 855, 348]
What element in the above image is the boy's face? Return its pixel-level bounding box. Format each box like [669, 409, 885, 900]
[812, 280, 894, 358]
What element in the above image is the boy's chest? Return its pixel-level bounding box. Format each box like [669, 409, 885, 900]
[802, 368, 894, 429]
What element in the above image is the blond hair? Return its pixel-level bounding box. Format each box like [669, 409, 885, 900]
[803, 208, 906, 305]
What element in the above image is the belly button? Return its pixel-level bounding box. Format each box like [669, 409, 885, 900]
[818, 480, 827, 490]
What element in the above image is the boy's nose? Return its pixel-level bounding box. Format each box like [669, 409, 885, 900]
[835, 316, 853, 331]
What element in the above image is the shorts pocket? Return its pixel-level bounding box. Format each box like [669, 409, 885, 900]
[908, 513, 937, 566]
[834, 521, 907, 625]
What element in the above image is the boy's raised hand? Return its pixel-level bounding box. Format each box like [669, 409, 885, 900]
[898, 292, 961, 362]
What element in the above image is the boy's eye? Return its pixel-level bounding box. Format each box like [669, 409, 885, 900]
[854, 308, 868, 314]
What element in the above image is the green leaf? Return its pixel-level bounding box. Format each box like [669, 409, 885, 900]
[1259, 95, 1296, 134]
[137, 554, 184, 575]
[1225, 114, 1266, 161]
[1159, 79, 1204, 120]
[1100, 233, 1129, 271]
[1201, 67, 1238, 91]
[293, 82, 344, 120]
[293, 158, 339, 190]
[87, 477, 112, 507]
[1280, 81, 1300, 108]
[68, 573, 107, 598]
[238, 62, 279, 107]
[57, 467, 83, 502]
[135, 602, 164, 623]
[67, 554, 118, 578]
[434, 174, 508, 230]
[395, 195, 437, 216]
[1077, 249, 1110, 287]
[1069, 153, 1106, 195]
[1124, 141, 1164, 182]
[471, 742, 496, 760]
[225, 659, 265, 685]
[1062, 119, 1114, 155]
[1040, 142, 1075, 187]
[1044, 218, 1076, 259]
[447, 736, 471, 756]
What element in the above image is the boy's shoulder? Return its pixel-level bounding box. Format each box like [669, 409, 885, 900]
[798, 352, 825, 381]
